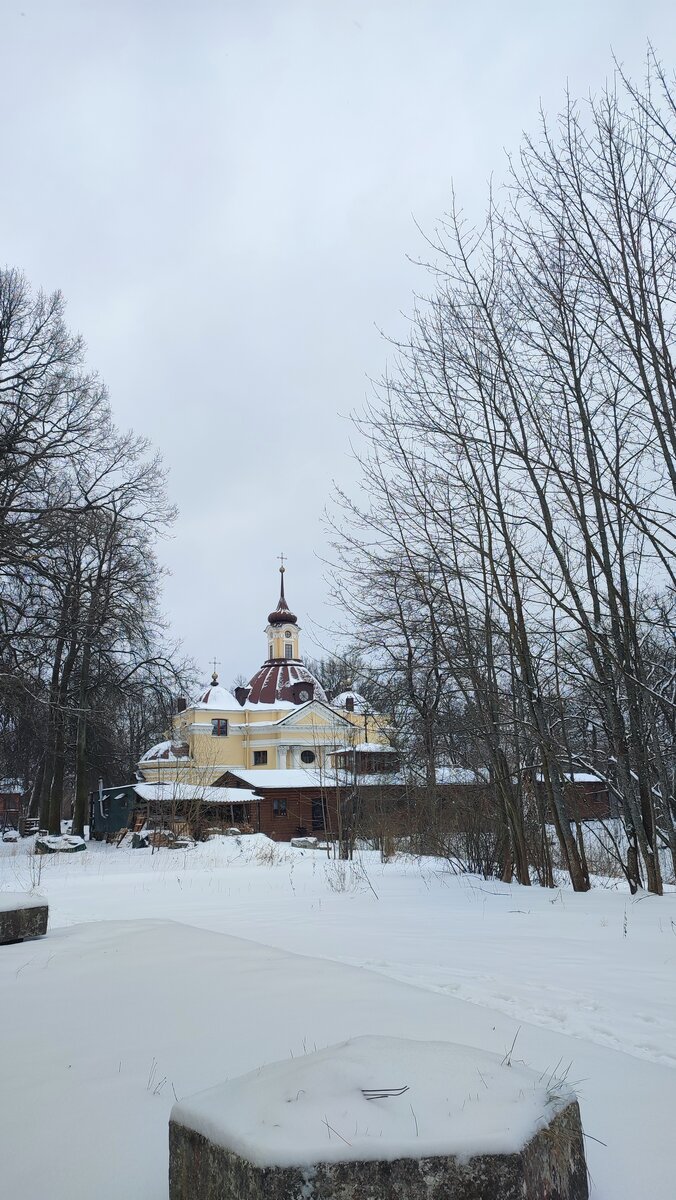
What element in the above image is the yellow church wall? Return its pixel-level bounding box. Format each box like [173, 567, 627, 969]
[341, 710, 389, 744]
[267, 623, 300, 661]
[172, 721, 345, 775]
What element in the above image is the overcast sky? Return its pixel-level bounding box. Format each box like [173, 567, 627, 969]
[3, 1, 675, 689]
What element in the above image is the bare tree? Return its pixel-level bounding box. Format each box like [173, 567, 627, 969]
[330, 56, 676, 893]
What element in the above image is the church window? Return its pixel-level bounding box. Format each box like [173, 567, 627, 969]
[273, 797, 287, 817]
[269, 644, 273, 658]
[211, 719, 228, 736]
[284, 644, 293, 659]
[300, 750, 315, 764]
[254, 750, 268, 765]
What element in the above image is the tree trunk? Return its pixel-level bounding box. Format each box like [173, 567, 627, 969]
[72, 643, 91, 837]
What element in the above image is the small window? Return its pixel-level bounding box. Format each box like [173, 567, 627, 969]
[211, 719, 228, 736]
[273, 797, 287, 817]
[300, 750, 315, 764]
[269, 644, 273, 658]
[254, 750, 268, 765]
[284, 644, 293, 659]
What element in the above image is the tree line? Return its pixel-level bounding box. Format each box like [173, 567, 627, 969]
[330, 53, 676, 894]
[0, 269, 192, 836]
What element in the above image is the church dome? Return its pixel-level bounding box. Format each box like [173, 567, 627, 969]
[192, 676, 239, 709]
[268, 598, 298, 625]
[245, 662, 327, 706]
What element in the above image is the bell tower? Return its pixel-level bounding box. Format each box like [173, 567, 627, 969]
[237, 558, 328, 706]
[265, 559, 300, 662]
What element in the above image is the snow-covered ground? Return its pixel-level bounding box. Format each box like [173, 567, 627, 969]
[0, 834, 674, 1198]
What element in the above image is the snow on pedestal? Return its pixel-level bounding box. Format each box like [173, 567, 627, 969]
[0, 892, 48, 943]
[35, 834, 86, 855]
[169, 1036, 588, 1200]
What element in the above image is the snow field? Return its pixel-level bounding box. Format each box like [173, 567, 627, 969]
[0, 834, 674, 1199]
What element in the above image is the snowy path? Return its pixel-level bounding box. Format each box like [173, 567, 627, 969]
[1, 836, 675, 1198]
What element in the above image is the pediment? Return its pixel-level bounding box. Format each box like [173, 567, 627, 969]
[275, 700, 353, 730]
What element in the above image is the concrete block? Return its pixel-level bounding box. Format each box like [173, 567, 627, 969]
[169, 1037, 588, 1200]
[0, 894, 48, 944]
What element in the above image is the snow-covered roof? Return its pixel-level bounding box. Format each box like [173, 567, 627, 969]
[140, 740, 190, 763]
[434, 766, 489, 785]
[534, 771, 605, 784]
[329, 764, 488, 788]
[347, 772, 408, 787]
[337, 742, 394, 754]
[331, 690, 368, 713]
[227, 768, 324, 790]
[134, 783, 260, 805]
[191, 683, 241, 710]
[172, 1035, 574, 1167]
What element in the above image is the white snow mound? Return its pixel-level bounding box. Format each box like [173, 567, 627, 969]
[0, 891, 46, 912]
[172, 1034, 574, 1168]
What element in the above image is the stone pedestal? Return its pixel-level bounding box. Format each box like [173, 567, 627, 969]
[170, 1099, 587, 1200]
[0, 894, 48, 944]
[169, 1037, 588, 1200]
[35, 834, 85, 854]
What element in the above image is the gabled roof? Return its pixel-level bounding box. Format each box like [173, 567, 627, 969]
[225, 768, 325, 790]
[135, 783, 261, 805]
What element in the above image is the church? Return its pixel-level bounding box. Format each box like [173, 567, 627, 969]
[132, 565, 396, 840]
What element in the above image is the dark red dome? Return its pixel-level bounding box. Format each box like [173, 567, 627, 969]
[246, 662, 327, 706]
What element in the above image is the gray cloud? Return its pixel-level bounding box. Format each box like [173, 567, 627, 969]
[2, 0, 674, 686]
